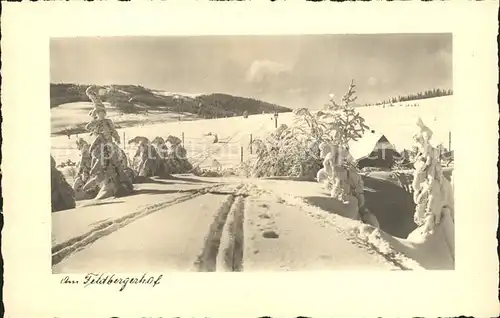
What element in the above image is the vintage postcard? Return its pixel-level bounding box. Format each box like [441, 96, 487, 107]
[2, 1, 499, 317]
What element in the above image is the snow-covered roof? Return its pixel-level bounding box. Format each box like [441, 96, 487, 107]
[348, 131, 398, 161]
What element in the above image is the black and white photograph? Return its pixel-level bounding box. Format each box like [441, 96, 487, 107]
[50, 34, 455, 273]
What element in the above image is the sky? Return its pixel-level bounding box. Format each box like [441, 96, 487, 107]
[50, 34, 452, 109]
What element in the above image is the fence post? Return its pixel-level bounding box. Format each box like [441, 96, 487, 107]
[250, 134, 253, 154]
[448, 131, 451, 151]
[182, 132, 185, 147]
[240, 146, 243, 163]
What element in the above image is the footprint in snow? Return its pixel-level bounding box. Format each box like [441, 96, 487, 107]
[262, 230, 279, 239]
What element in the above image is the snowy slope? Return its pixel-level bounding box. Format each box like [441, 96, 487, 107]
[51, 96, 453, 169]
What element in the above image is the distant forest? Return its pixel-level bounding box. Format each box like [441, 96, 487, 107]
[50, 83, 291, 119]
[364, 88, 453, 106]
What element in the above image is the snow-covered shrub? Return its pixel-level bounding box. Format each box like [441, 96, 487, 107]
[65, 166, 77, 180]
[250, 123, 321, 178]
[251, 80, 369, 179]
[51, 155, 76, 212]
[392, 149, 414, 170]
[57, 159, 77, 169]
[410, 118, 454, 238]
[151, 135, 194, 174]
[128, 136, 166, 178]
[193, 160, 252, 178]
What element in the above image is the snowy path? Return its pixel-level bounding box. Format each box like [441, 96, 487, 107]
[52, 178, 400, 273]
[243, 193, 393, 270]
[52, 179, 218, 247]
[53, 192, 234, 273]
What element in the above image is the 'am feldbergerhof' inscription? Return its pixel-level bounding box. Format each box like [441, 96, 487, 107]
[60, 273, 163, 291]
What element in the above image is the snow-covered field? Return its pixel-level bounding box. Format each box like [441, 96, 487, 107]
[51, 101, 199, 136]
[356, 96, 453, 152]
[51, 96, 453, 170]
[151, 90, 205, 98]
[51, 96, 454, 272]
[52, 174, 453, 272]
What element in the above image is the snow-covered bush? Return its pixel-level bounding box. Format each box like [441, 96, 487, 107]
[128, 136, 164, 178]
[51, 155, 76, 212]
[193, 160, 253, 178]
[410, 118, 454, 238]
[250, 123, 322, 178]
[392, 149, 415, 170]
[57, 159, 77, 169]
[251, 80, 369, 179]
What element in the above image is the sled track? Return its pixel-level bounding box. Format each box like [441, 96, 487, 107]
[223, 195, 246, 272]
[194, 184, 247, 272]
[51, 183, 226, 267]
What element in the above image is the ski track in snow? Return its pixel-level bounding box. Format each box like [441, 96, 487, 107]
[52, 183, 225, 268]
[53, 180, 426, 272]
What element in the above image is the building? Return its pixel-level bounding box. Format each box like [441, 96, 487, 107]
[348, 132, 402, 170]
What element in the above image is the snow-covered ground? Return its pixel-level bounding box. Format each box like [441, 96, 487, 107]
[52, 174, 453, 272]
[151, 90, 205, 99]
[52, 178, 407, 273]
[51, 96, 453, 170]
[51, 101, 199, 136]
[51, 96, 454, 272]
[51, 104, 273, 170]
[356, 96, 453, 152]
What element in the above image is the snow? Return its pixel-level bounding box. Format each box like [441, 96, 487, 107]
[356, 96, 453, 152]
[242, 190, 394, 270]
[53, 179, 399, 272]
[52, 180, 216, 248]
[51, 96, 452, 169]
[247, 178, 452, 270]
[52, 174, 454, 271]
[51, 101, 199, 135]
[51, 96, 454, 271]
[152, 90, 204, 99]
[53, 193, 232, 273]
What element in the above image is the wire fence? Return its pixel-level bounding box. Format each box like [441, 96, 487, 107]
[51, 117, 272, 172]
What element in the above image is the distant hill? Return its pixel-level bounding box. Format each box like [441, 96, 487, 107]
[50, 83, 292, 119]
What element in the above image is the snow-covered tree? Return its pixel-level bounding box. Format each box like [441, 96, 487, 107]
[251, 80, 371, 187]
